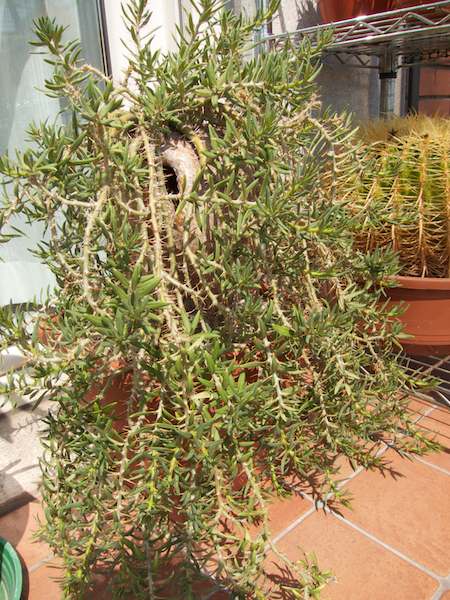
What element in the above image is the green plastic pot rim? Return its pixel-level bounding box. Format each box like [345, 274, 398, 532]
[0, 535, 23, 600]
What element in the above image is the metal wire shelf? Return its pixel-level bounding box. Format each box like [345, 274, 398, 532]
[267, 1, 450, 65]
[398, 353, 450, 408]
[266, 4, 450, 127]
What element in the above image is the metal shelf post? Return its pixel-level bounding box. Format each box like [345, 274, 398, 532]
[379, 52, 399, 117]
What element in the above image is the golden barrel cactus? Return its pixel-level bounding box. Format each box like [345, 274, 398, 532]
[352, 115, 450, 278]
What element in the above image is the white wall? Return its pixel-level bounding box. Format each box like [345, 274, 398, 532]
[103, 0, 185, 82]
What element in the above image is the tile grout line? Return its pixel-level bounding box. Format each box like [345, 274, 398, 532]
[429, 577, 450, 600]
[329, 508, 445, 583]
[202, 587, 230, 600]
[271, 443, 391, 548]
[266, 505, 317, 550]
[326, 411, 450, 586]
[263, 404, 448, 596]
[269, 433, 449, 594]
[414, 404, 437, 423]
[27, 553, 57, 573]
[414, 455, 450, 476]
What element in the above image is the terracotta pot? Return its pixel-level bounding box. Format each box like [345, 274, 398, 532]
[37, 313, 60, 347]
[84, 365, 136, 433]
[383, 275, 450, 356]
[318, 0, 397, 23]
[393, 0, 428, 8]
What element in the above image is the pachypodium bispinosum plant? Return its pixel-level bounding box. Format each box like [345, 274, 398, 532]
[0, 1, 436, 598]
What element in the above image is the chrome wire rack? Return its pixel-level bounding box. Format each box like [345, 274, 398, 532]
[399, 353, 450, 408]
[267, 1, 450, 66]
[266, 1, 450, 116]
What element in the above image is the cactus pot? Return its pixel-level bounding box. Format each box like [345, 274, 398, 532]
[0, 537, 23, 600]
[383, 275, 450, 356]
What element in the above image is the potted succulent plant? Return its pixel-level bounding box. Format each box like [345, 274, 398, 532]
[349, 114, 450, 355]
[0, 1, 437, 599]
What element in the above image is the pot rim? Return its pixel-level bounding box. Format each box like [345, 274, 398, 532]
[394, 275, 450, 291]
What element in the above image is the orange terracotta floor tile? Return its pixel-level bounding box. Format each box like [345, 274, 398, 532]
[27, 558, 63, 600]
[338, 447, 450, 577]
[3, 401, 450, 600]
[253, 488, 314, 540]
[403, 394, 437, 420]
[0, 497, 52, 567]
[267, 510, 439, 600]
[283, 453, 363, 501]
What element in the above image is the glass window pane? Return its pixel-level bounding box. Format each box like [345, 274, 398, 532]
[0, 0, 106, 305]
